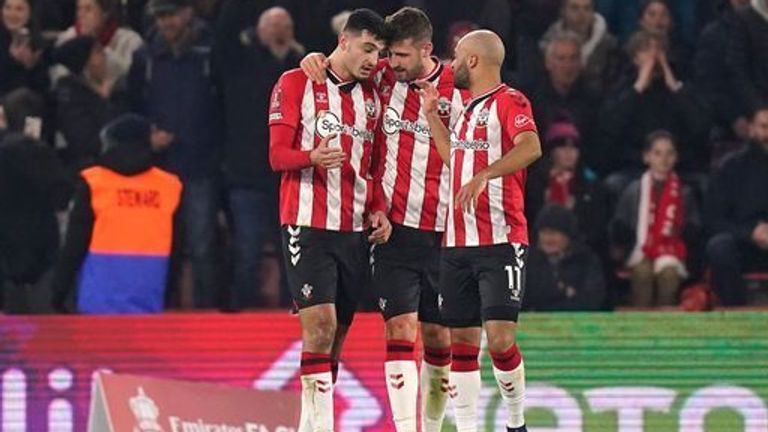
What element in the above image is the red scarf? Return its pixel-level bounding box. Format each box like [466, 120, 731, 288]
[76, 18, 119, 47]
[546, 170, 574, 207]
[641, 172, 687, 261]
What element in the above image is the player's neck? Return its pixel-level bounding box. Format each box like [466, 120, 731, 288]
[469, 72, 502, 98]
[327, 50, 354, 82]
[418, 56, 438, 79]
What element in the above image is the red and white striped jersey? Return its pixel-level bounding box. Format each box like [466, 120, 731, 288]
[445, 84, 538, 248]
[372, 59, 465, 232]
[269, 68, 382, 232]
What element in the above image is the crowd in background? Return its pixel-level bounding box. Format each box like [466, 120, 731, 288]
[0, 0, 767, 314]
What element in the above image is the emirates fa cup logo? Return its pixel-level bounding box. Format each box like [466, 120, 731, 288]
[130, 387, 164, 432]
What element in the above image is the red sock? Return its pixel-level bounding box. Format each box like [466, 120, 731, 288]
[386, 339, 415, 361]
[450, 343, 480, 372]
[424, 346, 451, 367]
[300, 352, 331, 375]
[490, 344, 522, 371]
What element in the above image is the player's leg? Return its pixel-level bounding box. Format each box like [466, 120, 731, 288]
[331, 284, 358, 385]
[478, 244, 529, 432]
[419, 246, 452, 432]
[440, 248, 482, 432]
[282, 226, 338, 432]
[371, 227, 421, 432]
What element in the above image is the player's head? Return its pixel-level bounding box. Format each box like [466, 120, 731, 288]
[336, 8, 386, 80]
[451, 29, 505, 90]
[642, 129, 678, 175]
[385, 7, 433, 82]
[750, 104, 768, 150]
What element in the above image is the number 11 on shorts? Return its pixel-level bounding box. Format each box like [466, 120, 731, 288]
[505, 264, 522, 302]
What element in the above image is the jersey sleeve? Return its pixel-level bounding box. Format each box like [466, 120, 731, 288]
[268, 70, 305, 128]
[499, 89, 538, 141]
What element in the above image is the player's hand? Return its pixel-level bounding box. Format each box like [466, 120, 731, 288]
[455, 172, 490, 214]
[415, 80, 439, 116]
[310, 133, 346, 169]
[300, 52, 329, 84]
[368, 210, 392, 244]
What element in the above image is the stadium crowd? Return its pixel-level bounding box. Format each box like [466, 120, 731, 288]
[0, 0, 767, 314]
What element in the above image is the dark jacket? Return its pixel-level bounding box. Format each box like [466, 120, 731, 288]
[0, 133, 70, 284]
[526, 78, 602, 162]
[705, 143, 768, 243]
[523, 242, 606, 311]
[526, 161, 609, 250]
[727, 5, 768, 116]
[598, 77, 711, 173]
[55, 76, 126, 173]
[51, 133, 177, 311]
[694, 7, 742, 130]
[0, 27, 49, 97]
[214, 0, 301, 189]
[127, 20, 220, 180]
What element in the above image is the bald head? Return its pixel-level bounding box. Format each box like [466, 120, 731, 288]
[455, 30, 505, 67]
[257, 7, 295, 48]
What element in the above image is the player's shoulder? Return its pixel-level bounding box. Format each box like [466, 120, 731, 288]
[277, 68, 311, 88]
[494, 85, 532, 109]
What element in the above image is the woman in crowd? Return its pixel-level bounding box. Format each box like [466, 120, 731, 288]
[0, 0, 49, 96]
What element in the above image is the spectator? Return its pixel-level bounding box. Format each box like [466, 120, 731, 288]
[727, 0, 768, 119]
[52, 114, 182, 314]
[540, 0, 620, 93]
[53, 0, 143, 85]
[53, 36, 126, 174]
[706, 106, 768, 306]
[635, 0, 692, 79]
[0, 0, 49, 97]
[442, 20, 478, 62]
[599, 30, 709, 182]
[127, 0, 220, 308]
[528, 31, 601, 165]
[526, 119, 608, 251]
[611, 131, 700, 307]
[694, 0, 752, 141]
[524, 204, 606, 311]
[0, 89, 70, 313]
[214, 2, 302, 310]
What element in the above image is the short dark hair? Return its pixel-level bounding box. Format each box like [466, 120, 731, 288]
[1, 88, 45, 133]
[343, 8, 386, 40]
[643, 129, 677, 153]
[625, 29, 667, 57]
[385, 7, 433, 44]
[640, 0, 670, 15]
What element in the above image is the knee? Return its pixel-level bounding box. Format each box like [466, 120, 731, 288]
[487, 333, 516, 354]
[386, 314, 418, 341]
[421, 323, 451, 348]
[707, 233, 737, 263]
[305, 317, 337, 350]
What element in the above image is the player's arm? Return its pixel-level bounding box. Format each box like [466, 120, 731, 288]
[268, 72, 345, 171]
[479, 131, 541, 180]
[416, 81, 451, 165]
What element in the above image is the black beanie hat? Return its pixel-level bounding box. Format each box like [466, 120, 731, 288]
[535, 204, 579, 239]
[99, 114, 151, 154]
[53, 36, 97, 75]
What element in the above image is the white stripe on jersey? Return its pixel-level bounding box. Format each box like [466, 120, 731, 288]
[350, 86, 368, 230]
[437, 89, 464, 231]
[487, 101, 508, 244]
[325, 84, 343, 230]
[382, 81, 409, 210]
[297, 79, 316, 226]
[460, 103, 481, 246]
[402, 91, 432, 227]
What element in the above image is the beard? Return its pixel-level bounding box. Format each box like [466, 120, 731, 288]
[393, 63, 423, 82]
[454, 63, 470, 89]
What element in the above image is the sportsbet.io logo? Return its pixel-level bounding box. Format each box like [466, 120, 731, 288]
[382, 106, 432, 137]
[315, 110, 374, 141]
